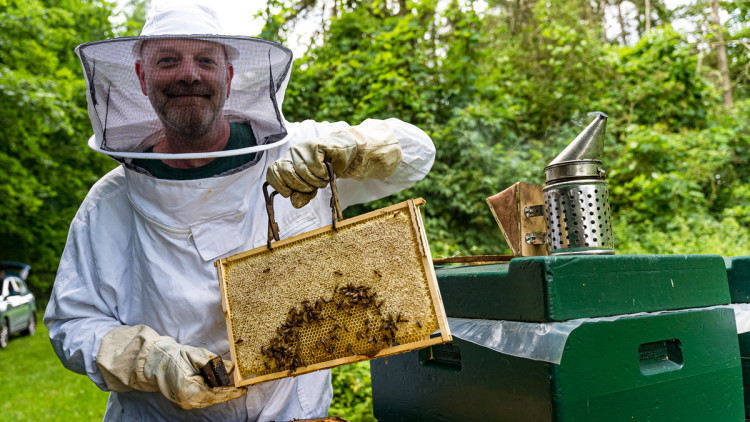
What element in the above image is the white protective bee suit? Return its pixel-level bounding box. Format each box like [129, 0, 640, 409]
[43, 2, 435, 421]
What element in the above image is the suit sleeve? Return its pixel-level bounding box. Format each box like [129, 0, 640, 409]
[44, 215, 122, 391]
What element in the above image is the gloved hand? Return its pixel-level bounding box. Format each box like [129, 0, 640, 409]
[267, 119, 403, 208]
[96, 325, 247, 410]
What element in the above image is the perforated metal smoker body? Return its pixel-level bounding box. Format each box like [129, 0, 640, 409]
[216, 199, 451, 387]
[543, 181, 614, 254]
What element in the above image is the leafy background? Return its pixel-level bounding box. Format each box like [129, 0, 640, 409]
[1, 0, 748, 420]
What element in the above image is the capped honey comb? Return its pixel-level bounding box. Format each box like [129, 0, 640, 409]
[216, 198, 451, 387]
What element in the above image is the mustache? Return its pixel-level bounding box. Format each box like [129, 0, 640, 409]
[163, 84, 215, 97]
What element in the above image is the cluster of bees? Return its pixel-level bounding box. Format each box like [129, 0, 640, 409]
[259, 281, 419, 373]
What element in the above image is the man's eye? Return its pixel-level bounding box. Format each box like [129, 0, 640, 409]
[157, 57, 177, 65]
[199, 57, 218, 66]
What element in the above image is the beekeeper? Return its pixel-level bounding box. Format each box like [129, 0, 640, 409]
[43, 2, 435, 421]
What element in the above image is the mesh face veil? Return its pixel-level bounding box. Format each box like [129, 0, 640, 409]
[75, 2, 293, 161]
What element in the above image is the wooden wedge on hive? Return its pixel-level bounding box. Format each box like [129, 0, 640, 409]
[215, 198, 451, 387]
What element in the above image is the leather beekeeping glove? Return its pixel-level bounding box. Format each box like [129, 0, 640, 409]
[96, 325, 247, 410]
[267, 119, 403, 208]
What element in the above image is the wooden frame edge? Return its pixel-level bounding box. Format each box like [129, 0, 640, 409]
[408, 199, 452, 343]
[216, 262, 242, 387]
[220, 199, 419, 265]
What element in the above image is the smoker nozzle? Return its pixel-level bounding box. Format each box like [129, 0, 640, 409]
[545, 112, 608, 185]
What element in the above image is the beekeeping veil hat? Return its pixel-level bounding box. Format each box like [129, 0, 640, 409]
[76, 1, 293, 161]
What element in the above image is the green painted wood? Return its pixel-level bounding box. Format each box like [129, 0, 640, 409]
[371, 308, 744, 421]
[741, 359, 750, 417]
[372, 338, 554, 421]
[738, 332, 750, 356]
[726, 256, 750, 303]
[553, 307, 743, 420]
[437, 254, 730, 322]
[727, 257, 750, 420]
[435, 262, 548, 322]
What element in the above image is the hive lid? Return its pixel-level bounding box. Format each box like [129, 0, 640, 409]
[435, 254, 731, 322]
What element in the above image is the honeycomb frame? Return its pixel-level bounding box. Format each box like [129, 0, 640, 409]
[215, 198, 451, 387]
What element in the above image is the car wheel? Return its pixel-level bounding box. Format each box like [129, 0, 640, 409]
[0, 319, 9, 349]
[21, 313, 36, 336]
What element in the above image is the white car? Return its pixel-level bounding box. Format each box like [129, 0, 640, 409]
[0, 262, 36, 348]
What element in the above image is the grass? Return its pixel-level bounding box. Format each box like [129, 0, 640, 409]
[0, 314, 376, 421]
[0, 315, 109, 421]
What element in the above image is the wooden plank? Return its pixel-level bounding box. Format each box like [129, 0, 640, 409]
[486, 183, 520, 255]
[432, 255, 513, 264]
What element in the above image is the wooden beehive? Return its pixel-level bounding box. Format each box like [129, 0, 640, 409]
[215, 198, 451, 387]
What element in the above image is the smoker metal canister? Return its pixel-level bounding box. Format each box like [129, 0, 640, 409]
[543, 113, 614, 255]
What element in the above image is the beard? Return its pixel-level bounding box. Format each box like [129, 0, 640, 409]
[148, 81, 227, 142]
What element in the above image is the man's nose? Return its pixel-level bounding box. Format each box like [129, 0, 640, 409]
[175, 60, 201, 84]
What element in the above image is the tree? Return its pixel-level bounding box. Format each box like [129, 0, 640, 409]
[0, 0, 117, 301]
[711, 0, 733, 108]
[116, 0, 151, 36]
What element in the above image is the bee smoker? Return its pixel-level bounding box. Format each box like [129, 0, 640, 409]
[543, 112, 613, 254]
[487, 112, 614, 256]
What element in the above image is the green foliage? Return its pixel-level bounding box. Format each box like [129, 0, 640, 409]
[609, 26, 716, 130]
[480, 0, 615, 135]
[0, 0, 117, 302]
[614, 214, 750, 256]
[283, 0, 444, 126]
[114, 0, 150, 37]
[329, 361, 376, 422]
[609, 97, 750, 255]
[274, 0, 750, 259]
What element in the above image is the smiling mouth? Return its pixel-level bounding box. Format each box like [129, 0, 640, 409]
[166, 94, 211, 103]
[163, 84, 214, 98]
[169, 94, 209, 98]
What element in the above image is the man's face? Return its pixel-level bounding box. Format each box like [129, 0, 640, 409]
[135, 39, 234, 139]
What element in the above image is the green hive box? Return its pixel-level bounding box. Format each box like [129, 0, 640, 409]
[372, 308, 742, 421]
[725, 256, 750, 420]
[372, 255, 744, 421]
[726, 256, 750, 303]
[740, 336, 750, 420]
[437, 255, 731, 321]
